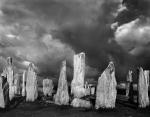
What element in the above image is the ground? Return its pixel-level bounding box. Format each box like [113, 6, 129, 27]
[0, 100, 150, 117]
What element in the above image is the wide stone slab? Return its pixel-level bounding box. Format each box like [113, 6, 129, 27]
[95, 61, 117, 109]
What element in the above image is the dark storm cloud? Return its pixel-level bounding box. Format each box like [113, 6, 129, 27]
[116, 0, 150, 25]
[0, 0, 144, 81]
[114, 0, 150, 76]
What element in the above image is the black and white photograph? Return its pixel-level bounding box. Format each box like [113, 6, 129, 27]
[0, 0, 150, 117]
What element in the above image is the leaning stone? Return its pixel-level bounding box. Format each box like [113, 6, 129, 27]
[95, 61, 117, 109]
[138, 68, 149, 108]
[0, 76, 9, 108]
[26, 63, 38, 102]
[71, 98, 92, 108]
[71, 52, 88, 98]
[43, 79, 53, 96]
[54, 60, 69, 105]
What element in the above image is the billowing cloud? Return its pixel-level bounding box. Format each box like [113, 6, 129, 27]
[2, 0, 149, 82]
[114, 0, 150, 72]
[115, 18, 150, 54]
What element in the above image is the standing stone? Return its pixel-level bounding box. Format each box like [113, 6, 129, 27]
[14, 73, 21, 95]
[71, 52, 88, 98]
[138, 68, 149, 108]
[22, 71, 26, 97]
[0, 76, 9, 108]
[126, 70, 133, 97]
[95, 62, 117, 109]
[26, 63, 38, 102]
[43, 79, 53, 96]
[54, 60, 69, 105]
[3, 57, 15, 101]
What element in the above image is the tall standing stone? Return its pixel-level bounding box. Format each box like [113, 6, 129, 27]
[43, 79, 53, 96]
[3, 57, 15, 101]
[126, 70, 133, 97]
[0, 76, 9, 108]
[95, 62, 117, 109]
[14, 73, 21, 95]
[22, 70, 26, 97]
[71, 52, 88, 98]
[138, 68, 149, 108]
[26, 63, 38, 102]
[54, 60, 69, 105]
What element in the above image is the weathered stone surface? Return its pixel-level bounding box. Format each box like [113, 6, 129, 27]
[14, 74, 21, 95]
[138, 68, 149, 108]
[26, 63, 38, 102]
[71, 98, 92, 108]
[54, 61, 69, 105]
[0, 76, 9, 108]
[95, 62, 117, 109]
[71, 52, 89, 98]
[126, 70, 133, 97]
[43, 79, 53, 96]
[22, 71, 26, 97]
[2, 57, 15, 101]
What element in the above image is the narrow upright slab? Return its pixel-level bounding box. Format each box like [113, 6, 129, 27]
[0, 76, 9, 108]
[22, 71, 26, 97]
[54, 61, 69, 105]
[43, 79, 53, 96]
[138, 68, 149, 108]
[95, 62, 117, 109]
[71, 52, 88, 98]
[4, 57, 15, 101]
[26, 63, 38, 102]
[14, 74, 21, 95]
[126, 70, 133, 97]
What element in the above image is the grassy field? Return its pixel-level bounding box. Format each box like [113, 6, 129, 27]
[0, 100, 150, 117]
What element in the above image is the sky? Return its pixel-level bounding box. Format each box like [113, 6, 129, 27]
[0, 0, 150, 82]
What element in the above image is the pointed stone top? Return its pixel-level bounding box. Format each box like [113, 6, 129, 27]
[7, 57, 12, 65]
[77, 52, 85, 56]
[127, 70, 133, 82]
[62, 60, 66, 66]
[107, 61, 115, 72]
[139, 67, 144, 72]
[28, 63, 35, 70]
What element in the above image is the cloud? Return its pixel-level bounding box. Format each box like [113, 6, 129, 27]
[115, 0, 150, 25]
[0, 20, 75, 77]
[0, 0, 141, 81]
[115, 18, 150, 54]
[114, 0, 150, 70]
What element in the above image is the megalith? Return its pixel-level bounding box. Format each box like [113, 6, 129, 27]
[22, 70, 26, 97]
[26, 63, 38, 102]
[54, 60, 69, 105]
[0, 76, 9, 108]
[138, 68, 149, 108]
[95, 61, 117, 109]
[43, 79, 53, 96]
[126, 70, 133, 97]
[71, 52, 88, 98]
[3, 57, 15, 101]
[14, 73, 21, 95]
